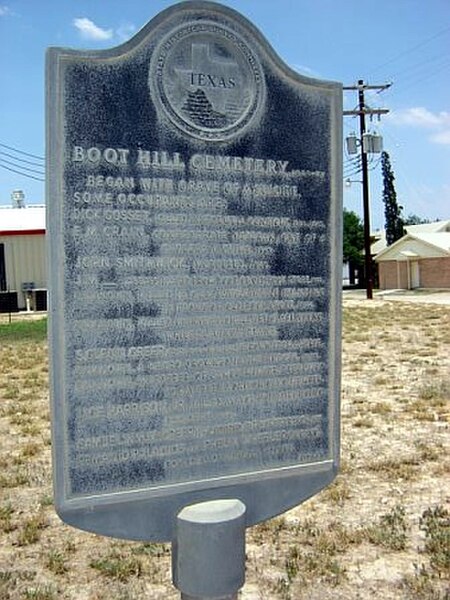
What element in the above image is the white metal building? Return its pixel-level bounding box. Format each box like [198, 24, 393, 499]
[0, 206, 47, 311]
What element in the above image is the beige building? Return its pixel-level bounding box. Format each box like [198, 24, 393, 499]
[0, 206, 47, 311]
[375, 221, 450, 290]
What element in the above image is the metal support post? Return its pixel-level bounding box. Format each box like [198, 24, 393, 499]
[172, 499, 246, 600]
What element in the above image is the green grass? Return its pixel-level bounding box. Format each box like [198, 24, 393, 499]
[46, 550, 68, 575]
[0, 503, 16, 533]
[17, 513, 47, 546]
[363, 505, 409, 551]
[281, 521, 350, 589]
[420, 505, 450, 577]
[130, 542, 170, 557]
[24, 585, 57, 600]
[367, 455, 421, 481]
[401, 505, 450, 598]
[90, 550, 142, 582]
[0, 318, 47, 343]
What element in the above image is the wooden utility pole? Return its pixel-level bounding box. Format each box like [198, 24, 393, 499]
[343, 80, 391, 299]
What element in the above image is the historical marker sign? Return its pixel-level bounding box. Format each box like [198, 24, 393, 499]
[47, 1, 342, 542]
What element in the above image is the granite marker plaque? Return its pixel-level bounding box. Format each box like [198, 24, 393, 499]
[47, 1, 342, 541]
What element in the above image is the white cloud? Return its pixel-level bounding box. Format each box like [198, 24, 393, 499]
[72, 17, 137, 44]
[391, 107, 448, 127]
[73, 17, 113, 41]
[116, 23, 137, 43]
[292, 64, 320, 79]
[0, 5, 11, 16]
[430, 130, 450, 145]
[409, 183, 450, 221]
[389, 107, 450, 145]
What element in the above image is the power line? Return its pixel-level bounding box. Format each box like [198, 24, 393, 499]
[365, 28, 450, 103]
[0, 162, 45, 182]
[0, 156, 45, 176]
[344, 170, 362, 180]
[0, 150, 45, 168]
[0, 142, 44, 162]
[344, 156, 361, 170]
[367, 25, 450, 79]
[377, 127, 426, 212]
[344, 167, 362, 177]
[392, 59, 450, 96]
[344, 162, 362, 176]
[387, 52, 450, 83]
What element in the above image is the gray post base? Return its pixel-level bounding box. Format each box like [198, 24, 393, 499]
[172, 499, 246, 600]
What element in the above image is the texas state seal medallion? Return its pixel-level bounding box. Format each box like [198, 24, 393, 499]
[149, 21, 265, 141]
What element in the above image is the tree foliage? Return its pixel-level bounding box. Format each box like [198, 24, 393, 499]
[343, 209, 364, 265]
[404, 213, 431, 226]
[381, 151, 405, 245]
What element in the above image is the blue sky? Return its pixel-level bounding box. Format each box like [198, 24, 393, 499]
[0, 0, 449, 230]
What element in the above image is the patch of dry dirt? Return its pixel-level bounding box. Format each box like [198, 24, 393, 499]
[0, 298, 449, 599]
